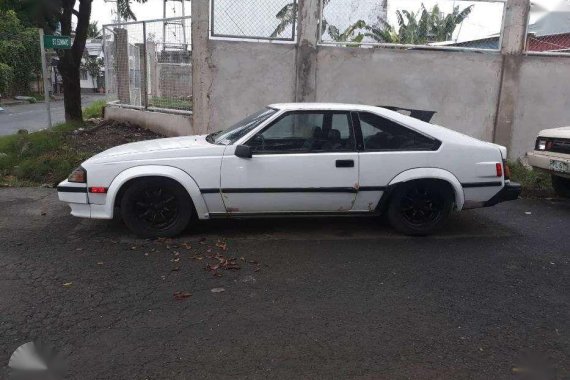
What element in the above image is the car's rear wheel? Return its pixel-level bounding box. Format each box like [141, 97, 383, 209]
[120, 177, 193, 238]
[387, 180, 454, 236]
[552, 175, 570, 198]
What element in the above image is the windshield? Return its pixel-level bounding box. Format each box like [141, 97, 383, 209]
[206, 108, 277, 145]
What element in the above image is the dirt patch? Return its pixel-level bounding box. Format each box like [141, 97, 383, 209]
[70, 119, 164, 156]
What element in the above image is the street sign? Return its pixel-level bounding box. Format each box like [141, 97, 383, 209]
[43, 35, 72, 49]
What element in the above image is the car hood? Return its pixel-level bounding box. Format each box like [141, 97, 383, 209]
[538, 126, 570, 139]
[84, 135, 219, 164]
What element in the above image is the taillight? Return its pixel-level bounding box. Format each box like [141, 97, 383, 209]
[89, 187, 108, 194]
[496, 163, 503, 177]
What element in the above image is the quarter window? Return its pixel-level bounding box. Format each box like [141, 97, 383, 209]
[358, 112, 439, 151]
[247, 111, 355, 153]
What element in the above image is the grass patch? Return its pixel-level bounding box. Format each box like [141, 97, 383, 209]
[0, 122, 90, 186]
[508, 160, 554, 198]
[83, 99, 106, 119]
[149, 96, 192, 111]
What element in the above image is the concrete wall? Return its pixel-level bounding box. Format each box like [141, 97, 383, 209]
[178, 0, 570, 158]
[105, 106, 193, 137]
[510, 55, 570, 158]
[208, 40, 297, 130]
[315, 47, 502, 141]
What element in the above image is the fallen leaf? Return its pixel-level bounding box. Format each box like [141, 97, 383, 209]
[211, 288, 225, 293]
[216, 241, 227, 250]
[63, 282, 73, 287]
[173, 291, 192, 300]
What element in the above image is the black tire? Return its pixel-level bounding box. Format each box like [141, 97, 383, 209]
[387, 180, 454, 236]
[120, 177, 193, 238]
[552, 175, 570, 198]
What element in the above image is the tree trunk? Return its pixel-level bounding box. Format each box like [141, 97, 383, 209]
[57, 0, 93, 123]
[59, 59, 83, 121]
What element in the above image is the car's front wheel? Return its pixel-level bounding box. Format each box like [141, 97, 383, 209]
[387, 180, 454, 236]
[552, 175, 570, 198]
[120, 177, 193, 238]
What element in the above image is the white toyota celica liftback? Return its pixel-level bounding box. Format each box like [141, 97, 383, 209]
[58, 103, 521, 237]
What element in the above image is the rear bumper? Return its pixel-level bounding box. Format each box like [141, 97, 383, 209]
[485, 182, 521, 207]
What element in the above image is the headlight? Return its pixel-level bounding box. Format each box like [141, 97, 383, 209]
[536, 138, 547, 151]
[68, 166, 87, 183]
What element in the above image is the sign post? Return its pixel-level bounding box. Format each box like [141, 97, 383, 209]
[38, 28, 52, 129]
[39, 32, 71, 129]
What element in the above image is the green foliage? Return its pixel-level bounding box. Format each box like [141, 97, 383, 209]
[87, 21, 102, 39]
[508, 161, 554, 198]
[81, 56, 104, 88]
[83, 99, 106, 119]
[149, 96, 192, 111]
[0, 10, 41, 96]
[0, 122, 88, 185]
[328, 20, 367, 43]
[0, 62, 14, 94]
[365, 4, 474, 44]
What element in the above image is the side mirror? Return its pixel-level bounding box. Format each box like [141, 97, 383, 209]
[235, 145, 252, 159]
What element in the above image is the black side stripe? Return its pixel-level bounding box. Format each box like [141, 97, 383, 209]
[57, 186, 87, 193]
[462, 182, 502, 188]
[201, 187, 387, 194]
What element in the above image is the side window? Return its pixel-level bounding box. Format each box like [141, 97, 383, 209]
[358, 112, 438, 151]
[247, 112, 355, 153]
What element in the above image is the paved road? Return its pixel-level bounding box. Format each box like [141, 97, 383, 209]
[0, 94, 105, 135]
[0, 188, 568, 379]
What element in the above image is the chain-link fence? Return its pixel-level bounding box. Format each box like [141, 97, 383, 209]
[318, 0, 505, 51]
[525, 1, 570, 54]
[103, 16, 192, 113]
[211, 0, 298, 41]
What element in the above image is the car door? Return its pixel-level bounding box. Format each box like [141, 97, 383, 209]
[219, 110, 359, 214]
[353, 111, 442, 211]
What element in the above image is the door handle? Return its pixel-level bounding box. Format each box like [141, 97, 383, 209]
[336, 160, 354, 168]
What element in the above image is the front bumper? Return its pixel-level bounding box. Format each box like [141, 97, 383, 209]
[527, 150, 570, 179]
[57, 180, 112, 219]
[485, 182, 521, 207]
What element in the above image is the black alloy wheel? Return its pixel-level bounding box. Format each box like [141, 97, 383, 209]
[387, 181, 454, 236]
[121, 178, 193, 238]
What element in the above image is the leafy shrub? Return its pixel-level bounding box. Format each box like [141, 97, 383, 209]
[83, 99, 106, 119]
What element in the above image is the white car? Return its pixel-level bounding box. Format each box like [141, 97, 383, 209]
[57, 103, 520, 237]
[527, 126, 570, 198]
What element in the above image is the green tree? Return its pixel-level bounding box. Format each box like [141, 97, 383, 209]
[81, 55, 103, 89]
[2, 0, 146, 122]
[0, 10, 41, 96]
[87, 21, 102, 39]
[328, 20, 366, 43]
[365, 3, 473, 44]
[271, 0, 332, 38]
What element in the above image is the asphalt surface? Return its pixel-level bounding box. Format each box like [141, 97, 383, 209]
[0, 188, 568, 379]
[0, 94, 105, 135]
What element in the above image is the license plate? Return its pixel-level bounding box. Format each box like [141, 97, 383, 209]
[550, 160, 569, 173]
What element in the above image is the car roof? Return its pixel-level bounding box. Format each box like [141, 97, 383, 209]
[267, 102, 492, 149]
